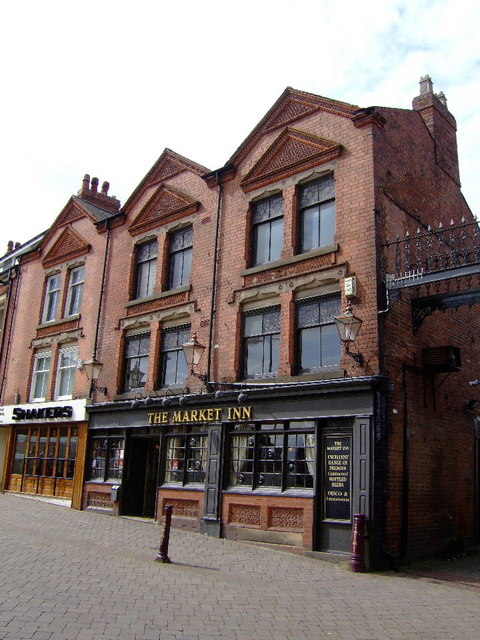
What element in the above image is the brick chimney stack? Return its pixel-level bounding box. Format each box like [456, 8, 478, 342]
[412, 75, 459, 185]
[77, 174, 121, 212]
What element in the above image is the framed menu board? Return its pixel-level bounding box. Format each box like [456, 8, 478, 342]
[323, 435, 351, 521]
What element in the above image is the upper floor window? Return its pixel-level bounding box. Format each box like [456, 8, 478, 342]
[161, 325, 190, 387]
[299, 175, 335, 253]
[124, 333, 150, 392]
[251, 194, 284, 266]
[31, 351, 51, 401]
[168, 227, 193, 290]
[296, 294, 341, 373]
[243, 306, 280, 379]
[55, 345, 78, 399]
[135, 240, 158, 299]
[66, 266, 85, 316]
[42, 274, 61, 323]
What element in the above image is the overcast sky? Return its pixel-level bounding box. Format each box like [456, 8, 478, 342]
[1, 0, 478, 251]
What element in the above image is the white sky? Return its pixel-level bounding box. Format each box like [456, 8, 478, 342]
[1, 0, 479, 250]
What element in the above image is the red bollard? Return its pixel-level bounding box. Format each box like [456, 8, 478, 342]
[155, 504, 173, 563]
[350, 513, 366, 572]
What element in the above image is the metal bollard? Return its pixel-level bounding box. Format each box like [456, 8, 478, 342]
[350, 513, 366, 572]
[155, 504, 173, 563]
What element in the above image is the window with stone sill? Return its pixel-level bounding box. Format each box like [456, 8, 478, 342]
[167, 226, 193, 290]
[296, 294, 341, 373]
[298, 175, 336, 253]
[251, 194, 284, 267]
[243, 306, 280, 379]
[134, 239, 158, 299]
[66, 266, 85, 317]
[229, 421, 315, 491]
[124, 333, 150, 392]
[160, 325, 190, 387]
[31, 350, 52, 401]
[55, 345, 78, 400]
[42, 273, 61, 323]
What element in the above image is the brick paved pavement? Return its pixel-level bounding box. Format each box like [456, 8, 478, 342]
[0, 493, 479, 640]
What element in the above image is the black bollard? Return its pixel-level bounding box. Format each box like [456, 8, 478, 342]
[155, 504, 173, 563]
[350, 513, 366, 572]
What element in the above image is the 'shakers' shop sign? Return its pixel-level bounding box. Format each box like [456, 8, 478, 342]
[12, 406, 73, 420]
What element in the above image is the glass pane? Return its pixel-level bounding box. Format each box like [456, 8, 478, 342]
[165, 435, 185, 483]
[269, 217, 283, 261]
[181, 247, 192, 285]
[244, 314, 263, 337]
[186, 434, 207, 484]
[319, 200, 336, 247]
[245, 337, 264, 377]
[229, 434, 254, 486]
[286, 433, 315, 489]
[301, 206, 319, 252]
[257, 433, 283, 487]
[321, 324, 341, 366]
[106, 439, 124, 481]
[253, 222, 270, 266]
[12, 430, 28, 474]
[300, 327, 321, 372]
[91, 439, 107, 479]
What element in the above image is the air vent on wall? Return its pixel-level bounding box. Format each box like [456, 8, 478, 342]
[422, 346, 461, 373]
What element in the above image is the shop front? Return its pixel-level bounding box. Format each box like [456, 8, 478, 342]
[85, 376, 390, 564]
[0, 399, 88, 508]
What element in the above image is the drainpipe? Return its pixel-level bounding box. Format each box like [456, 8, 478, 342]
[0, 266, 19, 404]
[92, 216, 114, 364]
[206, 170, 224, 383]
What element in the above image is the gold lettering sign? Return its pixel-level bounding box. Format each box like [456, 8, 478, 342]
[147, 406, 252, 425]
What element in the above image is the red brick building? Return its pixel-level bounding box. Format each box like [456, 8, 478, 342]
[1, 77, 479, 567]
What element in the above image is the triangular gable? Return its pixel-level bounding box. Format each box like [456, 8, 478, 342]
[229, 87, 358, 168]
[240, 128, 342, 193]
[123, 149, 210, 213]
[129, 184, 200, 236]
[42, 227, 91, 268]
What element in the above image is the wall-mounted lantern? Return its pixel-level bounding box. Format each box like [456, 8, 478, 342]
[334, 302, 364, 366]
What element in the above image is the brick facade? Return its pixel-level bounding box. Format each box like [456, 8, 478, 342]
[1, 79, 478, 567]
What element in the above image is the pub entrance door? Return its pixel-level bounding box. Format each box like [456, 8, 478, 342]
[122, 435, 159, 518]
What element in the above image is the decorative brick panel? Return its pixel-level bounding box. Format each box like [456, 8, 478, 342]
[268, 507, 304, 530]
[228, 503, 261, 526]
[86, 491, 113, 510]
[164, 498, 199, 518]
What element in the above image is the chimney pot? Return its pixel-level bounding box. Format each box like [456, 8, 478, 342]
[91, 177, 99, 193]
[7, 241, 13, 253]
[436, 91, 448, 107]
[419, 74, 434, 95]
[82, 174, 90, 190]
[101, 181, 110, 195]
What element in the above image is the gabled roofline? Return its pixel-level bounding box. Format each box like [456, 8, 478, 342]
[122, 148, 211, 213]
[226, 87, 360, 168]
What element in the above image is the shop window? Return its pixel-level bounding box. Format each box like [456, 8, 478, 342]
[31, 350, 52, 401]
[251, 194, 284, 266]
[243, 306, 280, 379]
[89, 434, 124, 482]
[161, 325, 190, 386]
[134, 239, 158, 299]
[163, 425, 208, 485]
[168, 226, 193, 290]
[124, 333, 150, 392]
[298, 175, 335, 253]
[55, 345, 78, 399]
[42, 273, 61, 323]
[296, 294, 341, 373]
[66, 265, 85, 316]
[11, 426, 78, 482]
[229, 421, 315, 491]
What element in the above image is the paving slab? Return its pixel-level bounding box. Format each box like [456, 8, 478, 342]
[0, 493, 479, 640]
